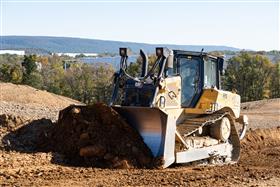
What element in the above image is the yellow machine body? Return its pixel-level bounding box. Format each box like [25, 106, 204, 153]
[112, 48, 248, 168]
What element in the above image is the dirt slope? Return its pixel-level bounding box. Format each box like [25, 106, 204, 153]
[241, 98, 280, 129]
[0, 83, 81, 121]
[0, 83, 80, 107]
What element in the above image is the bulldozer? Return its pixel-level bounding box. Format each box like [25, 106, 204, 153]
[109, 47, 248, 168]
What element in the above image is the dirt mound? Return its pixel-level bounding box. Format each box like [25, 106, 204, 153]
[0, 83, 81, 108]
[0, 83, 81, 121]
[242, 127, 280, 150]
[239, 127, 280, 169]
[48, 103, 157, 169]
[1, 104, 158, 169]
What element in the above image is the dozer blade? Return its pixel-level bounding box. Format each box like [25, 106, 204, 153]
[112, 106, 176, 168]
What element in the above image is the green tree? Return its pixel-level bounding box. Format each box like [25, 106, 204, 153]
[78, 64, 96, 103]
[92, 64, 115, 103]
[75, 53, 86, 58]
[10, 64, 23, 83]
[22, 55, 43, 89]
[126, 54, 158, 77]
[22, 55, 37, 75]
[41, 55, 65, 94]
[127, 61, 141, 77]
[269, 62, 280, 98]
[61, 63, 84, 101]
[0, 54, 23, 66]
[223, 52, 273, 102]
[0, 63, 23, 83]
[0, 64, 12, 81]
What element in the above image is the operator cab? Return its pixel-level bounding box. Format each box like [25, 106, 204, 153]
[110, 48, 224, 109]
[173, 50, 224, 108]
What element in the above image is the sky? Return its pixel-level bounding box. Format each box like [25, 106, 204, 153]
[0, 0, 279, 51]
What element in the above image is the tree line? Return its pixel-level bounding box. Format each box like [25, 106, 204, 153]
[223, 52, 280, 102]
[0, 54, 114, 104]
[0, 52, 279, 103]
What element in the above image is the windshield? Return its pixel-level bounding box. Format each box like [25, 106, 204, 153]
[180, 57, 200, 107]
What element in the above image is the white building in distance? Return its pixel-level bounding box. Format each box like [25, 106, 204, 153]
[55, 52, 98, 57]
[0, 50, 25, 55]
[35, 61, 42, 71]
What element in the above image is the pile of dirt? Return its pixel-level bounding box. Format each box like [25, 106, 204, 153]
[0, 83, 81, 108]
[48, 103, 157, 169]
[239, 127, 280, 170]
[1, 104, 158, 169]
[0, 83, 82, 121]
[241, 127, 280, 151]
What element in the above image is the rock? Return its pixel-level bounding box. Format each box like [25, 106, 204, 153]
[71, 107, 81, 115]
[132, 146, 139, 154]
[79, 145, 106, 157]
[104, 153, 114, 160]
[113, 159, 130, 169]
[137, 154, 151, 166]
[79, 133, 90, 140]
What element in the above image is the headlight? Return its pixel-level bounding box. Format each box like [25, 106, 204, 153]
[159, 96, 165, 108]
[156, 47, 163, 57]
[119, 48, 127, 57]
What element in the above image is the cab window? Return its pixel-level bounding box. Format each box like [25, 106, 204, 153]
[204, 59, 217, 88]
[180, 57, 200, 107]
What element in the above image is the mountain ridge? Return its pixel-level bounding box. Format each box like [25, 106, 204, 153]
[1, 35, 240, 54]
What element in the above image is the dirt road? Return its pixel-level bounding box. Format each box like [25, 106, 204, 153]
[1, 83, 280, 186]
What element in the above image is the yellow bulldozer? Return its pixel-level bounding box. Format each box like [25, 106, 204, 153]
[109, 47, 248, 168]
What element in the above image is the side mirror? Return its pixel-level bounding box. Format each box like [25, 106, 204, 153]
[156, 47, 164, 58]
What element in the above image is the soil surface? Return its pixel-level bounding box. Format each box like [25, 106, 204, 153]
[241, 98, 280, 129]
[1, 83, 280, 186]
[0, 83, 81, 121]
